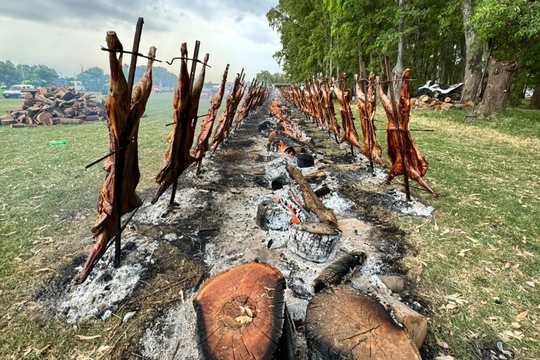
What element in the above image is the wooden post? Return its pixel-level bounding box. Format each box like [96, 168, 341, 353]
[384, 56, 411, 201]
[193, 262, 293, 360]
[114, 17, 144, 267]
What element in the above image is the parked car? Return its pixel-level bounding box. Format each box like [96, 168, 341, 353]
[2, 84, 36, 99]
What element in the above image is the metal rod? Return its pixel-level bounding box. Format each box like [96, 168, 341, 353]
[100, 47, 163, 63]
[388, 128, 435, 132]
[165, 57, 211, 67]
[164, 113, 209, 126]
[384, 56, 411, 202]
[114, 17, 144, 267]
[85, 138, 135, 169]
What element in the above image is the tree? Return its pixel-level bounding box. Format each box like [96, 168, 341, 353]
[460, 0, 483, 103]
[77, 67, 109, 91]
[0, 61, 22, 87]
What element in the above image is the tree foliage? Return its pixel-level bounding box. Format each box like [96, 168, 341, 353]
[77, 67, 109, 91]
[255, 70, 290, 84]
[0, 61, 59, 87]
[268, 0, 540, 105]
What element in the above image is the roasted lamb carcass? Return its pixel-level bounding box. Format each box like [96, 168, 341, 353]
[333, 75, 363, 151]
[193, 64, 229, 168]
[75, 34, 156, 284]
[152, 45, 209, 203]
[321, 76, 340, 142]
[377, 69, 438, 197]
[355, 73, 384, 166]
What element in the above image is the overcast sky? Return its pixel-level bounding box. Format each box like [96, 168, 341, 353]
[0, 0, 281, 82]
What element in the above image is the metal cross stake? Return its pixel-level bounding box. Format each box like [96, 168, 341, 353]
[384, 56, 411, 202]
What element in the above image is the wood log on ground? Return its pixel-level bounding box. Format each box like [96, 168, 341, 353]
[285, 165, 337, 227]
[83, 115, 100, 122]
[304, 171, 327, 182]
[313, 252, 366, 292]
[194, 262, 293, 360]
[420, 95, 431, 102]
[35, 111, 53, 126]
[1, 119, 17, 126]
[58, 118, 82, 125]
[444, 97, 453, 103]
[10, 123, 26, 128]
[377, 275, 405, 293]
[288, 222, 342, 263]
[306, 285, 422, 360]
[376, 292, 428, 350]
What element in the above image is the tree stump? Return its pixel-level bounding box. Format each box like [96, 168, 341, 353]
[194, 262, 293, 360]
[305, 285, 421, 360]
[288, 222, 341, 263]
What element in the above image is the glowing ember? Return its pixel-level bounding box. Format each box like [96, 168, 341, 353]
[282, 123, 293, 136]
[278, 140, 289, 153]
[278, 197, 301, 224]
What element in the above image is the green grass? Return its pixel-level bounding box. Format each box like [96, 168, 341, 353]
[0, 93, 213, 359]
[348, 105, 540, 359]
[0, 93, 539, 358]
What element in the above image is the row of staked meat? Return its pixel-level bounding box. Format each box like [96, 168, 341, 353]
[76, 31, 269, 284]
[280, 70, 437, 198]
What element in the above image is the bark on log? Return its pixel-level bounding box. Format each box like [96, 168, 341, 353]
[376, 292, 428, 350]
[304, 171, 327, 182]
[306, 286, 422, 360]
[313, 252, 366, 292]
[194, 262, 293, 360]
[288, 222, 342, 263]
[529, 84, 540, 109]
[58, 118, 82, 124]
[286, 165, 337, 227]
[35, 111, 53, 126]
[10, 123, 26, 128]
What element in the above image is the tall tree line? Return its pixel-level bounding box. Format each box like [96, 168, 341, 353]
[268, 0, 540, 111]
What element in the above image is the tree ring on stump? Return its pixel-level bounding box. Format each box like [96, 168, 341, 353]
[194, 262, 288, 360]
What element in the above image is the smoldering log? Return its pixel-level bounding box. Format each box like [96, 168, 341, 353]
[285, 165, 337, 227]
[313, 252, 366, 292]
[288, 222, 342, 263]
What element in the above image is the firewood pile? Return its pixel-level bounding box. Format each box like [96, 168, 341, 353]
[411, 94, 474, 111]
[0, 86, 106, 128]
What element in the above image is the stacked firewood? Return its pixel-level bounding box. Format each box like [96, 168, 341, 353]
[411, 94, 474, 111]
[0, 87, 106, 127]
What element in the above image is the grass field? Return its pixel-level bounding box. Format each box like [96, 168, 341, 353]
[0, 93, 539, 359]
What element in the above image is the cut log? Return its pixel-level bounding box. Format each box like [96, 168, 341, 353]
[378, 275, 405, 294]
[376, 292, 428, 350]
[1, 119, 17, 126]
[306, 285, 422, 360]
[444, 97, 452, 103]
[58, 118, 82, 125]
[83, 115, 100, 122]
[420, 95, 431, 102]
[35, 111, 53, 126]
[10, 123, 26, 128]
[286, 165, 337, 227]
[288, 222, 342, 263]
[256, 200, 290, 231]
[304, 171, 327, 182]
[193, 262, 293, 360]
[313, 252, 366, 292]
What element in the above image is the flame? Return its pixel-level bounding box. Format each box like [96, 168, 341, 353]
[282, 123, 293, 136]
[278, 140, 289, 153]
[286, 205, 301, 224]
[278, 197, 301, 224]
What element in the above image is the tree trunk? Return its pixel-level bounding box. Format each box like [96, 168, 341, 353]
[461, 0, 483, 103]
[529, 84, 540, 109]
[392, 0, 405, 100]
[193, 262, 293, 360]
[305, 286, 421, 360]
[477, 59, 519, 116]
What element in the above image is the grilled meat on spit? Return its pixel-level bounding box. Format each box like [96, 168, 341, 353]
[333, 75, 363, 151]
[193, 64, 229, 165]
[377, 69, 438, 197]
[321, 76, 340, 142]
[152, 45, 209, 203]
[210, 73, 245, 156]
[355, 73, 384, 166]
[76, 34, 156, 284]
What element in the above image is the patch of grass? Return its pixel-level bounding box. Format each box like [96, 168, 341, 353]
[0, 93, 212, 358]
[347, 105, 540, 359]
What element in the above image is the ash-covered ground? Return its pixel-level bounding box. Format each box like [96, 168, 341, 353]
[37, 92, 437, 359]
